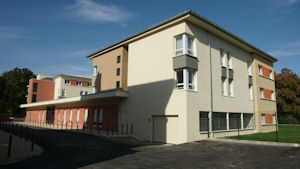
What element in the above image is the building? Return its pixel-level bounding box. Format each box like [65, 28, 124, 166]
[21, 10, 277, 144]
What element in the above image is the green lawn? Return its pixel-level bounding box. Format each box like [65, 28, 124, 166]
[227, 125, 300, 144]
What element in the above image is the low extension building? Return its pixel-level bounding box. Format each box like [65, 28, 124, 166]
[21, 10, 278, 144]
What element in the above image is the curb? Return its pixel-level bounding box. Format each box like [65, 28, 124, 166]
[209, 138, 300, 147]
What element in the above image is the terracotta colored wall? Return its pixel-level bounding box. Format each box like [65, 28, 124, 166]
[82, 82, 88, 87]
[70, 80, 77, 86]
[265, 114, 273, 124]
[25, 110, 47, 123]
[27, 79, 54, 103]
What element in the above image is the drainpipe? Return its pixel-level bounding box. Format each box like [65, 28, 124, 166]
[208, 31, 214, 138]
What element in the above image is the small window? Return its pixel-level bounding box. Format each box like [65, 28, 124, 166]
[270, 70, 273, 79]
[117, 56, 121, 63]
[33, 83, 38, 92]
[93, 66, 97, 76]
[227, 52, 232, 68]
[247, 61, 252, 76]
[222, 77, 227, 96]
[187, 36, 193, 55]
[273, 114, 276, 124]
[249, 84, 253, 100]
[80, 91, 84, 96]
[61, 89, 66, 97]
[88, 83, 91, 87]
[188, 69, 195, 90]
[220, 49, 226, 67]
[65, 80, 70, 85]
[213, 112, 227, 131]
[32, 94, 37, 102]
[260, 88, 264, 99]
[175, 35, 183, 56]
[229, 79, 233, 97]
[175, 69, 195, 91]
[199, 112, 209, 132]
[271, 91, 275, 100]
[176, 69, 184, 90]
[258, 65, 262, 76]
[116, 81, 120, 88]
[85, 91, 88, 95]
[116, 68, 120, 76]
[77, 81, 82, 86]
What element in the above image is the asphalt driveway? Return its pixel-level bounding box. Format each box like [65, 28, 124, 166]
[0, 127, 299, 169]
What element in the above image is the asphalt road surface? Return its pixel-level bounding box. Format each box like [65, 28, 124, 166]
[0, 127, 299, 169]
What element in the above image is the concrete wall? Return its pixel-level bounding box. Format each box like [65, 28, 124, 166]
[92, 46, 128, 92]
[54, 77, 93, 99]
[185, 22, 255, 142]
[253, 54, 277, 132]
[120, 22, 188, 144]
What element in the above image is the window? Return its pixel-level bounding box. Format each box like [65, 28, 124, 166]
[116, 68, 120, 76]
[175, 69, 195, 90]
[258, 65, 262, 76]
[229, 79, 233, 97]
[249, 84, 253, 100]
[175, 34, 194, 56]
[63, 110, 66, 124]
[84, 109, 88, 126]
[99, 108, 103, 127]
[93, 66, 97, 76]
[76, 110, 80, 122]
[117, 55, 121, 63]
[32, 94, 37, 102]
[220, 49, 226, 67]
[222, 77, 227, 96]
[61, 89, 66, 97]
[77, 81, 82, 86]
[116, 81, 120, 88]
[273, 114, 276, 124]
[80, 91, 84, 96]
[85, 91, 88, 95]
[65, 80, 70, 85]
[88, 83, 91, 87]
[212, 112, 227, 131]
[199, 112, 209, 132]
[270, 70, 273, 79]
[243, 113, 254, 129]
[33, 83, 38, 92]
[227, 52, 232, 68]
[93, 109, 97, 126]
[229, 113, 241, 129]
[261, 114, 265, 125]
[247, 61, 252, 76]
[260, 88, 264, 98]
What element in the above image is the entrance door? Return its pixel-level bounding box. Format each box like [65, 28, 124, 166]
[46, 106, 55, 124]
[153, 115, 178, 143]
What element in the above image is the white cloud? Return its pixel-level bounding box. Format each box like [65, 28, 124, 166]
[67, 0, 133, 23]
[273, 0, 299, 8]
[269, 40, 300, 58]
[0, 26, 32, 39]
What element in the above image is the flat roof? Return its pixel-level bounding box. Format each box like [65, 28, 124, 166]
[20, 89, 128, 108]
[86, 10, 277, 62]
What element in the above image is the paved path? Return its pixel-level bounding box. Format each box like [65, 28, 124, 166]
[0, 127, 299, 169]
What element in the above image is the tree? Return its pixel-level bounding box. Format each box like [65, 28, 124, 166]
[275, 68, 300, 124]
[0, 68, 35, 117]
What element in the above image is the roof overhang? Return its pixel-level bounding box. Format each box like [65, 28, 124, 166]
[86, 10, 277, 63]
[20, 89, 128, 109]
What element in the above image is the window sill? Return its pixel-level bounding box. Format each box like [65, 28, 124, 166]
[259, 75, 274, 81]
[175, 89, 197, 92]
[261, 124, 276, 126]
[200, 128, 254, 134]
[174, 53, 197, 59]
[260, 98, 276, 102]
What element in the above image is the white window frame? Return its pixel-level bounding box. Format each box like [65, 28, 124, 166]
[65, 80, 70, 85]
[175, 69, 196, 91]
[271, 90, 275, 100]
[69, 110, 73, 124]
[84, 109, 88, 126]
[77, 81, 82, 86]
[249, 84, 253, 100]
[222, 77, 227, 96]
[61, 89, 66, 97]
[261, 114, 265, 125]
[63, 110, 66, 124]
[174, 34, 194, 56]
[229, 79, 234, 97]
[270, 70, 273, 79]
[220, 49, 226, 67]
[93, 66, 97, 76]
[227, 52, 232, 69]
[272, 114, 276, 124]
[247, 61, 252, 76]
[260, 88, 264, 99]
[258, 65, 262, 76]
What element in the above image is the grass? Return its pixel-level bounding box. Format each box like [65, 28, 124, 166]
[227, 125, 300, 144]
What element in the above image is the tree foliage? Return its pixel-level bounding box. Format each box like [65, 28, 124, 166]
[0, 68, 35, 116]
[275, 68, 300, 124]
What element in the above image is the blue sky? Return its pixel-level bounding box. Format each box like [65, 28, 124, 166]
[0, 0, 299, 76]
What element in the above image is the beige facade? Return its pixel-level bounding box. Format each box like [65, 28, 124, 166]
[54, 75, 93, 99]
[92, 46, 128, 92]
[252, 54, 277, 132]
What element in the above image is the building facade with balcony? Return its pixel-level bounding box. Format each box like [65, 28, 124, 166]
[21, 10, 277, 144]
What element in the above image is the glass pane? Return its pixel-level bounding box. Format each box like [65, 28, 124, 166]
[188, 37, 193, 55]
[229, 113, 241, 129]
[188, 70, 193, 83]
[177, 70, 183, 83]
[200, 112, 209, 132]
[212, 112, 227, 131]
[243, 114, 254, 128]
[176, 36, 183, 50]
